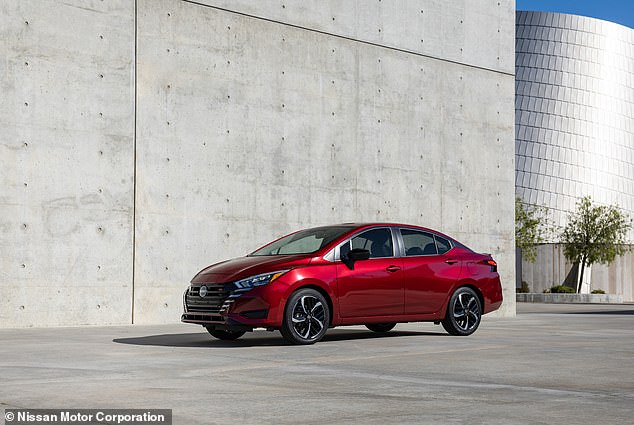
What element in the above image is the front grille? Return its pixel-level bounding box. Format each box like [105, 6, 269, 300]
[185, 284, 229, 314]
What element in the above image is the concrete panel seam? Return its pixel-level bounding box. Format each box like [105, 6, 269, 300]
[181, 0, 515, 77]
[132, 0, 138, 324]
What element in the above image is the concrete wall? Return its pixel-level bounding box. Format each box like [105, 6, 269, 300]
[192, 0, 515, 74]
[1, 0, 516, 327]
[521, 244, 634, 302]
[0, 1, 135, 327]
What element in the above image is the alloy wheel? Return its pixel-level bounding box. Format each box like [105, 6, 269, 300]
[281, 288, 330, 344]
[452, 292, 481, 332]
[291, 295, 326, 340]
[442, 287, 482, 336]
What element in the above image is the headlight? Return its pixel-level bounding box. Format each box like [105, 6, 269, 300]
[232, 270, 290, 293]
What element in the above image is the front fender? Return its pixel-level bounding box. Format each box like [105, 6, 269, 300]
[266, 266, 338, 327]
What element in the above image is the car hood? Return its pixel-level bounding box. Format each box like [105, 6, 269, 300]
[191, 254, 313, 284]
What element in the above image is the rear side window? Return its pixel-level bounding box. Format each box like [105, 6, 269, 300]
[435, 235, 452, 254]
[341, 228, 394, 258]
[401, 229, 437, 256]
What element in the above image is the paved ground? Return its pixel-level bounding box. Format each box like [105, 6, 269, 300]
[1, 304, 633, 425]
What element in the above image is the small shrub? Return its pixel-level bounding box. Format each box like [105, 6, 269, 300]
[517, 281, 530, 293]
[591, 289, 606, 294]
[550, 285, 576, 294]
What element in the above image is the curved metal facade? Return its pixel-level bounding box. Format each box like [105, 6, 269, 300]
[515, 11, 634, 241]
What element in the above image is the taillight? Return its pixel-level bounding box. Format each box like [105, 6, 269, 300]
[483, 259, 497, 272]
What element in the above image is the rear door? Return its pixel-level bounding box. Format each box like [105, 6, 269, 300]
[400, 228, 462, 314]
[336, 227, 404, 318]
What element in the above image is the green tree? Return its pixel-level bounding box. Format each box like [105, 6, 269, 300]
[561, 196, 632, 293]
[515, 197, 550, 262]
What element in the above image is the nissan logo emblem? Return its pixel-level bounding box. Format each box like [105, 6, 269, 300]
[199, 286, 208, 298]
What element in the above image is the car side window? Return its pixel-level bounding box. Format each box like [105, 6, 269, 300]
[343, 228, 394, 258]
[401, 229, 437, 256]
[435, 235, 452, 254]
[339, 240, 351, 259]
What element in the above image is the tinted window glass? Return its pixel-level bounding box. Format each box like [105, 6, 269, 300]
[401, 229, 437, 256]
[276, 235, 324, 254]
[435, 235, 452, 254]
[342, 228, 393, 258]
[250, 226, 354, 256]
[340, 240, 351, 259]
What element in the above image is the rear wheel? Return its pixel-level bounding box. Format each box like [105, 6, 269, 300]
[441, 287, 482, 336]
[205, 327, 246, 341]
[280, 288, 330, 345]
[365, 323, 396, 333]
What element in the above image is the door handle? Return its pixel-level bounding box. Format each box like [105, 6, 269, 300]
[444, 259, 458, 265]
[386, 265, 401, 273]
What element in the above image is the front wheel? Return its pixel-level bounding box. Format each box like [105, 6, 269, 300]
[205, 327, 246, 341]
[280, 288, 330, 345]
[441, 287, 482, 336]
[366, 323, 396, 333]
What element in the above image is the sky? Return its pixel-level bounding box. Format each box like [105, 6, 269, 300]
[516, 0, 634, 29]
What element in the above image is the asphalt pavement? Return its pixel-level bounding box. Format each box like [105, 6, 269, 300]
[1, 303, 633, 424]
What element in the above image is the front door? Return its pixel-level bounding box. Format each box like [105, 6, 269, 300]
[336, 227, 404, 318]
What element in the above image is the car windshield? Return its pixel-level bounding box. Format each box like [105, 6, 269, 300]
[250, 225, 356, 256]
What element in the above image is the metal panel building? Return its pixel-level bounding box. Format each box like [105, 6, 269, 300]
[516, 11, 634, 298]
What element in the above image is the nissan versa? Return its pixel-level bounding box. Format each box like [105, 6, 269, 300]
[182, 223, 503, 344]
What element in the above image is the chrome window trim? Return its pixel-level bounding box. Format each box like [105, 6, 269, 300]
[433, 234, 454, 255]
[323, 247, 336, 262]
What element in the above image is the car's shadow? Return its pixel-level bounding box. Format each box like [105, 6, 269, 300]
[113, 328, 447, 348]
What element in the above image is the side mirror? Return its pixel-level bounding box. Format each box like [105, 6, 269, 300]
[348, 248, 370, 261]
[342, 248, 370, 270]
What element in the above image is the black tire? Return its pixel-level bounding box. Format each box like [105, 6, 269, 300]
[441, 287, 482, 336]
[365, 323, 396, 333]
[280, 288, 330, 345]
[205, 327, 246, 341]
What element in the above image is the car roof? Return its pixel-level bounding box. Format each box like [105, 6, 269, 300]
[327, 222, 459, 243]
[337, 222, 441, 233]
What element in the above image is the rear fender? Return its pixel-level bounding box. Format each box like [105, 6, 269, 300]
[441, 280, 484, 317]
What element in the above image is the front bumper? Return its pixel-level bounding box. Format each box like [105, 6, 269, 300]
[181, 284, 281, 328]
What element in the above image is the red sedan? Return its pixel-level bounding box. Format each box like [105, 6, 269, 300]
[182, 223, 503, 344]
